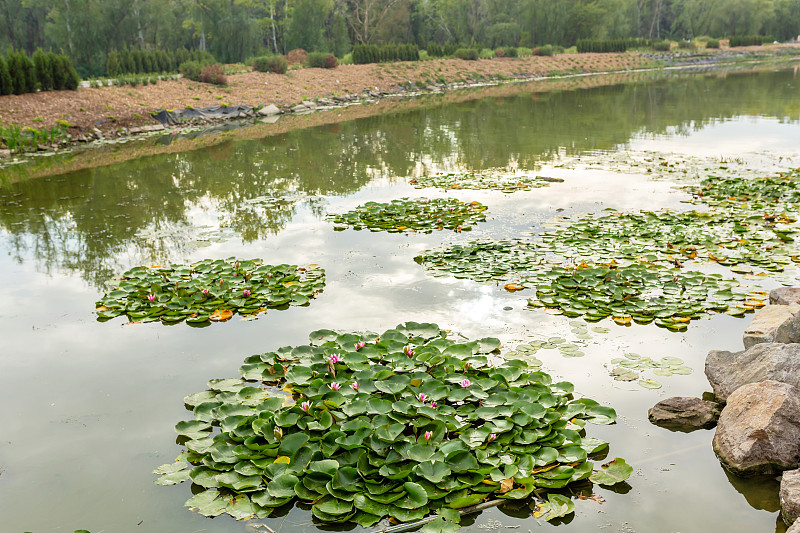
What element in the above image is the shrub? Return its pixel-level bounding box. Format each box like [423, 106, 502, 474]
[652, 40, 671, 51]
[59, 54, 80, 90]
[729, 35, 772, 47]
[516, 47, 532, 57]
[251, 56, 271, 72]
[0, 56, 11, 95]
[198, 63, 226, 85]
[494, 48, 505, 58]
[455, 48, 478, 60]
[706, 38, 720, 49]
[352, 43, 419, 64]
[537, 45, 554, 56]
[259, 56, 288, 74]
[179, 60, 202, 81]
[306, 52, 329, 68]
[323, 54, 338, 68]
[577, 38, 649, 53]
[286, 48, 308, 65]
[678, 40, 695, 50]
[32, 49, 53, 91]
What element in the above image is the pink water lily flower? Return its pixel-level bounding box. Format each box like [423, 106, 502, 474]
[301, 401, 310, 412]
[403, 346, 415, 357]
[424, 431, 433, 443]
[418, 393, 427, 402]
[461, 378, 471, 388]
[202, 289, 209, 296]
[329, 382, 341, 391]
[243, 289, 251, 297]
[329, 353, 343, 364]
[431, 401, 437, 409]
[147, 294, 156, 302]
[488, 433, 497, 442]
[351, 382, 360, 392]
[354, 341, 366, 351]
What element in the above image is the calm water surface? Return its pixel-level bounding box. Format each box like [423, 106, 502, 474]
[1, 65, 799, 533]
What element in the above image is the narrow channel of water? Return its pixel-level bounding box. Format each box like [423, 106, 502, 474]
[1, 63, 799, 533]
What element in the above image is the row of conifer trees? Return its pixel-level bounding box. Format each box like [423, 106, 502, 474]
[0, 49, 80, 95]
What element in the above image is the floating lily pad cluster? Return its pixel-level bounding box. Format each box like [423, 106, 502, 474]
[155, 323, 631, 524]
[609, 353, 691, 389]
[328, 198, 488, 233]
[96, 258, 325, 324]
[537, 209, 800, 272]
[416, 240, 768, 330]
[687, 170, 800, 208]
[409, 172, 562, 193]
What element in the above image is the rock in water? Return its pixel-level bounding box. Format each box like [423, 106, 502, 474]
[648, 397, 720, 430]
[705, 343, 800, 402]
[742, 304, 800, 349]
[771, 287, 800, 305]
[781, 469, 800, 525]
[713, 380, 800, 476]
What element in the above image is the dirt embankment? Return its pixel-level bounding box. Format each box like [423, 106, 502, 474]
[0, 53, 649, 137]
[0, 43, 798, 148]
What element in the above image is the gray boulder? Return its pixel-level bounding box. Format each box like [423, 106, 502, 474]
[648, 397, 720, 430]
[782, 469, 800, 525]
[713, 380, 800, 476]
[257, 104, 280, 117]
[790, 522, 800, 533]
[771, 287, 800, 305]
[742, 304, 800, 349]
[705, 343, 800, 402]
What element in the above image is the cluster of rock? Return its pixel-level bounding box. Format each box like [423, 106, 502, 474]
[648, 287, 800, 529]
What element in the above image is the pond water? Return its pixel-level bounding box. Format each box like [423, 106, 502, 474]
[1, 63, 800, 533]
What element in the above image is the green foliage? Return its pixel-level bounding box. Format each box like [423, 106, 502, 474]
[0, 123, 70, 153]
[109, 48, 211, 77]
[678, 40, 696, 50]
[426, 43, 459, 58]
[409, 171, 559, 192]
[576, 38, 648, 53]
[155, 322, 628, 523]
[328, 198, 488, 233]
[352, 44, 419, 64]
[652, 40, 672, 51]
[95, 258, 326, 325]
[263, 56, 288, 74]
[179, 61, 203, 82]
[454, 48, 478, 60]
[729, 35, 772, 47]
[706, 38, 721, 49]
[0, 56, 11, 96]
[307, 52, 337, 69]
[496, 47, 518, 58]
[32, 49, 52, 91]
[535, 45, 554, 57]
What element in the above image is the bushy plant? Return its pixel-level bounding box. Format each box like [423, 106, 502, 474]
[253, 56, 289, 74]
[352, 43, 419, 64]
[678, 40, 696, 50]
[577, 38, 648, 53]
[706, 38, 721, 49]
[199, 63, 227, 85]
[537, 45, 554, 56]
[32, 49, 53, 91]
[179, 60, 202, 81]
[324, 54, 338, 68]
[0, 56, 11, 95]
[454, 48, 478, 60]
[306, 52, 330, 68]
[729, 35, 771, 47]
[652, 40, 671, 51]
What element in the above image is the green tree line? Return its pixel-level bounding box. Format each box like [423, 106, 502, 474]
[1, 0, 799, 77]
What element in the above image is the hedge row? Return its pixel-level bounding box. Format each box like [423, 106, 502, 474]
[729, 35, 773, 47]
[576, 38, 649, 53]
[0, 48, 79, 95]
[426, 43, 460, 57]
[352, 43, 419, 64]
[107, 48, 215, 77]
